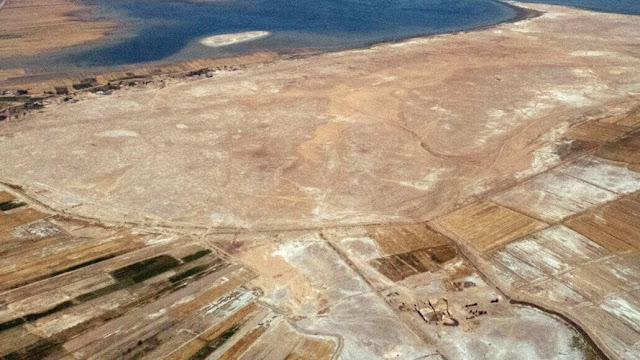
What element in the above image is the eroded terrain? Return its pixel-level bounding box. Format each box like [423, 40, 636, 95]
[1, 2, 640, 359]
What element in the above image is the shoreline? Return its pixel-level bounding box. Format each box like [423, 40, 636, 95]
[517, 0, 640, 16]
[0, 0, 540, 95]
[2, 0, 639, 90]
[316, 0, 541, 61]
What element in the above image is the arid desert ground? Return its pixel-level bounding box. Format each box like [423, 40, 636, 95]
[1, 1, 640, 359]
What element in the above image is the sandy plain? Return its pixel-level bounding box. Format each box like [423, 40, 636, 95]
[1, 1, 640, 359]
[1, 3, 639, 230]
[0, 0, 115, 57]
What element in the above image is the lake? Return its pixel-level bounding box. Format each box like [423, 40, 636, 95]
[3, 0, 639, 72]
[4, 0, 519, 70]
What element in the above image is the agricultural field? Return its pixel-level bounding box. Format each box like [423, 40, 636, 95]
[435, 118, 640, 359]
[0, 190, 336, 359]
[0, 186, 601, 359]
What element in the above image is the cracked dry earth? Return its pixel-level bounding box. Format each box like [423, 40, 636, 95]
[1, 2, 640, 360]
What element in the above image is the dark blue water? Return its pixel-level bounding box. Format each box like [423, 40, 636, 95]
[5, 0, 639, 72]
[518, 0, 640, 15]
[66, 0, 519, 67]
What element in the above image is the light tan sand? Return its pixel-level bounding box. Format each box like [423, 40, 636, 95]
[200, 31, 271, 47]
